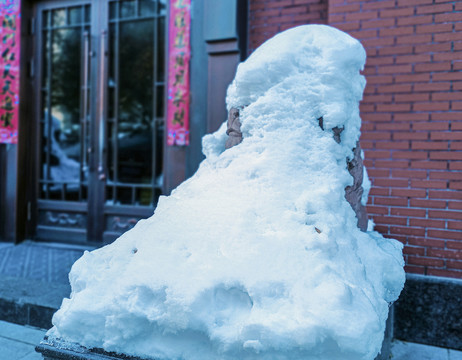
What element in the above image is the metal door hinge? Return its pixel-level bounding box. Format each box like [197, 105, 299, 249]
[28, 17, 35, 36]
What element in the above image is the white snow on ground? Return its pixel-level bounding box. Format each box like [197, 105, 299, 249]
[49, 25, 405, 360]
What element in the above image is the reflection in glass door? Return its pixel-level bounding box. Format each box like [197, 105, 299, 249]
[103, 0, 166, 242]
[106, 0, 165, 206]
[40, 5, 91, 200]
[35, 0, 167, 244]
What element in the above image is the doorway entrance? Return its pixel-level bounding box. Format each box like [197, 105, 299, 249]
[32, 0, 166, 244]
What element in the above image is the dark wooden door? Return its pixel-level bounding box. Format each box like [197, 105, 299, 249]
[33, 0, 166, 244]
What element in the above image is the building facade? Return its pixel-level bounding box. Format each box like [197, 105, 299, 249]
[0, 0, 461, 350]
[250, 0, 462, 279]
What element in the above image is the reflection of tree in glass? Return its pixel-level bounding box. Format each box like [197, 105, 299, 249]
[115, 20, 156, 184]
[50, 28, 81, 149]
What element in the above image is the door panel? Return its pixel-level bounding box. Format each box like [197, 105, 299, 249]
[102, 0, 166, 243]
[33, 0, 167, 244]
[36, 2, 91, 243]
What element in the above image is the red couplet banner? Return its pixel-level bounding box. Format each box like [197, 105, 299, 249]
[166, 0, 191, 146]
[0, 0, 20, 144]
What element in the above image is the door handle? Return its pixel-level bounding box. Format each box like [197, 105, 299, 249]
[82, 31, 89, 174]
[98, 30, 107, 181]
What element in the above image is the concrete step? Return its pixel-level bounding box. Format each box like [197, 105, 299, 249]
[0, 241, 89, 329]
[0, 275, 70, 329]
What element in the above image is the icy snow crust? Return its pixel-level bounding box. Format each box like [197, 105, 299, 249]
[50, 25, 405, 360]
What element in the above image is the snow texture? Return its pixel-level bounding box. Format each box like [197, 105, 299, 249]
[50, 25, 405, 360]
[361, 150, 371, 206]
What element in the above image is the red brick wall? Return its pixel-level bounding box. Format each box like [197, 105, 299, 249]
[249, 0, 328, 52]
[249, 0, 462, 279]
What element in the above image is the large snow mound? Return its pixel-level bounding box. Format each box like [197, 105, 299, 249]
[50, 25, 405, 360]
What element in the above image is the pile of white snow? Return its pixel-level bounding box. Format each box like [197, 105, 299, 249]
[49, 25, 405, 360]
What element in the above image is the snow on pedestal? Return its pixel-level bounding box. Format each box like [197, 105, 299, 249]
[49, 25, 405, 360]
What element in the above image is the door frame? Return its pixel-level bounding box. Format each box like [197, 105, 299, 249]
[89, 0, 107, 242]
[18, 0, 186, 245]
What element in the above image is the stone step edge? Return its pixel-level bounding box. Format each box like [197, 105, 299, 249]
[0, 275, 70, 330]
[0, 296, 56, 330]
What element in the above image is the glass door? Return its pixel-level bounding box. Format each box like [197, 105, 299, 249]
[102, 0, 166, 243]
[35, 1, 92, 243]
[34, 0, 166, 244]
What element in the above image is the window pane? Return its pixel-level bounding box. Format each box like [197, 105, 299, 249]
[156, 85, 164, 117]
[137, 187, 152, 206]
[39, 25, 86, 200]
[43, 10, 50, 28]
[69, 6, 82, 25]
[159, 0, 166, 15]
[140, 0, 155, 16]
[52, 8, 66, 27]
[120, 0, 136, 18]
[85, 5, 91, 23]
[157, 15, 165, 80]
[109, 1, 118, 20]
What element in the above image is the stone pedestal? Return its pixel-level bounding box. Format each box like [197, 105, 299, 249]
[37, 312, 394, 360]
[36, 336, 150, 360]
[36, 113, 386, 360]
[394, 274, 462, 350]
[375, 307, 393, 360]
